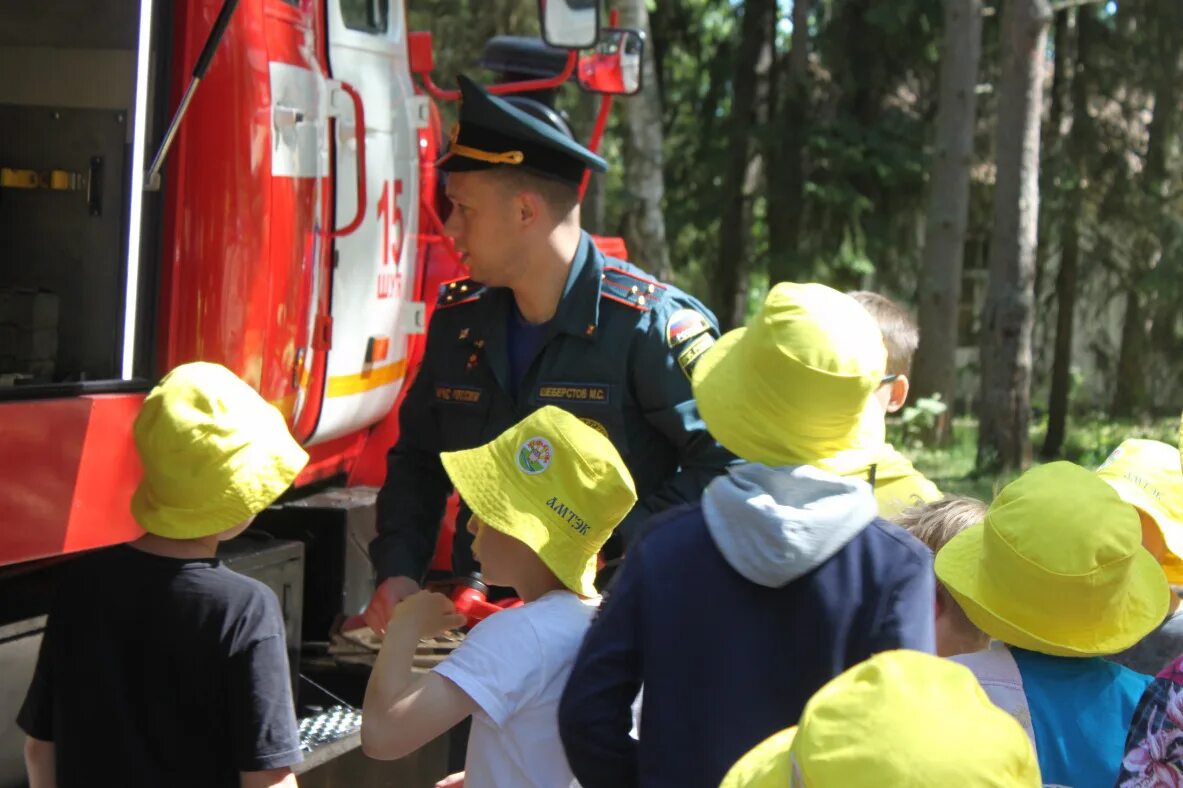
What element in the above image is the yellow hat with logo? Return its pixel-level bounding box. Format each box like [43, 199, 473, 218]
[692, 283, 886, 467]
[936, 461, 1169, 657]
[719, 650, 1040, 787]
[440, 406, 637, 596]
[131, 362, 309, 540]
[1097, 439, 1183, 583]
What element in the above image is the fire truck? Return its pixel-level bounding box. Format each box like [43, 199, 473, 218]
[0, 0, 642, 783]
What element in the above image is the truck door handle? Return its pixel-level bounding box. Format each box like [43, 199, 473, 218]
[325, 80, 367, 238]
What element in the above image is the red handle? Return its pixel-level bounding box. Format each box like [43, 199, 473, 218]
[325, 80, 367, 238]
[452, 585, 524, 629]
[419, 50, 578, 102]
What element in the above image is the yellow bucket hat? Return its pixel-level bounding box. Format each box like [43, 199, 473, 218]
[935, 461, 1169, 657]
[440, 406, 637, 596]
[131, 362, 309, 540]
[719, 650, 1040, 787]
[691, 283, 886, 467]
[1097, 439, 1183, 583]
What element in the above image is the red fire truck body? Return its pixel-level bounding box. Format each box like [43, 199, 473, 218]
[0, 0, 625, 779]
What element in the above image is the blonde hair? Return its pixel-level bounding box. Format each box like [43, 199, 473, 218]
[896, 496, 987, 553]
[897, 497, 991, 654]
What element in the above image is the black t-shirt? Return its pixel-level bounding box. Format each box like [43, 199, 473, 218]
[18, 545, 302, 787]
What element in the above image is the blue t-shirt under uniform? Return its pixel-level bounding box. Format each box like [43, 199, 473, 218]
[506, 307, 550, 399]
[1011, 647, 1152, 788]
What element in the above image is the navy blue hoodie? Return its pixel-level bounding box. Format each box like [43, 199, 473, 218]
[558, 464, 935, 788]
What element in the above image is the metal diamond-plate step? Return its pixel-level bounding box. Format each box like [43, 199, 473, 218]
[299, 705, 363, 752]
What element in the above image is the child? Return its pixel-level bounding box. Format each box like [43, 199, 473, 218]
[896, 497, 991, 657]
[1117, 653, 1183, 785]
[558, 283, 935, 788]
[719, 650, 1040, 787]
[1097, 439, 1183, 675]
[938, 462, 1170, 788]
[19, 363, 309, 788]
[360, 406, 636, 788]
[820, 291, 941, 520]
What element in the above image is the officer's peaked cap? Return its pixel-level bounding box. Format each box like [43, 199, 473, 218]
[437, 74, 608, 186]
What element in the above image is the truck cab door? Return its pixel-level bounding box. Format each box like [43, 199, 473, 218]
[313, 0, 424, 445]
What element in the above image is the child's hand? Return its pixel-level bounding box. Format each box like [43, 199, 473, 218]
[391, 591, 466, 638]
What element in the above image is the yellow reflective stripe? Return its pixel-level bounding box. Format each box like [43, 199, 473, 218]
[326, 359, 406, 398]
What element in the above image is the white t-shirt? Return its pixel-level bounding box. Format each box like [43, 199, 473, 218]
[434, 590, 598, 788]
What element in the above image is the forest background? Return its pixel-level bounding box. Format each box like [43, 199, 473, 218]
[408, 0, 1183, 494]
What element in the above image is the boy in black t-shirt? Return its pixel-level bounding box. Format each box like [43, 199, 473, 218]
[19, 363, 310, 788]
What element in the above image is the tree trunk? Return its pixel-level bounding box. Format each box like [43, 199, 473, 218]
[1110, 3, 1180, 418]
[617, 0, 672, 280]
[911, 0, 983, 446]
[710, 0, 775, 329]
[1042, 9, 1090, 459]
[1111, 289, 1149, 418]
[766, 0, 811, 286]
[1032, 9, 1071, 314]
[977, 0, 1052, 473]
[1042, 184, 1081, 457]
[576, 89, 606, 235]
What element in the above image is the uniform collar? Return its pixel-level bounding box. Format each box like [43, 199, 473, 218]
[550, 232, 604, 341]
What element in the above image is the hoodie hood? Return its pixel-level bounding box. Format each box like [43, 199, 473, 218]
[702, 463, 878, 587]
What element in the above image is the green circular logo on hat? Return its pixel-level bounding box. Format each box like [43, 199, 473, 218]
[517, 437, 553, 475]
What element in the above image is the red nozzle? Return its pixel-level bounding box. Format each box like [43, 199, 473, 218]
[450, 575, 523, 629]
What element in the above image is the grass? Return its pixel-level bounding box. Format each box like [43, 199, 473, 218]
[886, 414, 1181, 503]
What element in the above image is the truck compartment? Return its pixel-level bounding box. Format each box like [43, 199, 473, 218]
[0, 1, 160, 389]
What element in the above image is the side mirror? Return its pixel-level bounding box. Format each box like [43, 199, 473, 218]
[577, 28, 645, 96]
[538, 0, 599, 50]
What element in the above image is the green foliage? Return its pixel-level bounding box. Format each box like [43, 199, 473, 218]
[897, 393, 948, 449]
[407, 0, 1183, 419]
[890, 414, 1182, 502]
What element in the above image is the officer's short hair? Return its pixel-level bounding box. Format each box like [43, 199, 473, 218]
[490, 166, 581, 220]
[848, 291, 918, 376]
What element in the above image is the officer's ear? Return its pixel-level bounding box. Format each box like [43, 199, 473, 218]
[513, 189, 544, 230]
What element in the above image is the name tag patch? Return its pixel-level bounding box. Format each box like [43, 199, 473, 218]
[435, 385, 483, 405]
[677, 334, 715, 377]
[537, 383, 610, 404]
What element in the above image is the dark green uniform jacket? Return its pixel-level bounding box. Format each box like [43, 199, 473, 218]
[371, 233, 734, 582]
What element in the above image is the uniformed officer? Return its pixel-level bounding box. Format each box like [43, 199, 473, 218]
[364, 75, 733, 632]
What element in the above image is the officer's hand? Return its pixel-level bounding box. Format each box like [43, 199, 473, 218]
[363, 576, 421, 635]
[392, 591, 466, 639]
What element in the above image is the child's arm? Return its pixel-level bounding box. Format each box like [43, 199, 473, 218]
[362, 591, 476, 760]
[24, 736, 56, 788]
[240, 767, 297, 788]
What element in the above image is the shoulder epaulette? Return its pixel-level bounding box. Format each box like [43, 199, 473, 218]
[436, 277, 486, 309]
[600, 265, 666, 312]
